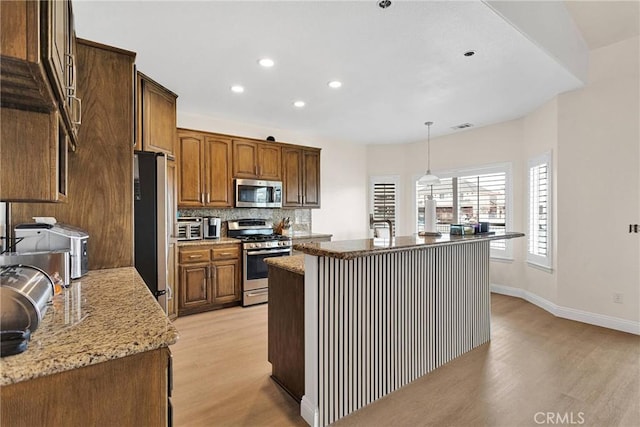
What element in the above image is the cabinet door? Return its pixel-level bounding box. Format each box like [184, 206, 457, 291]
[179, 264, 210, 310]
[258, 143, 282, 180]
[140, 75, 177, 156]
[282, 147, 302, 207]
[0, 109, 64, 202]
[177, 133, 204, 207]
[44, 0, 70, 111]
[203, 136, 233, 207]
[232, 139, 258, 178]
[302, 149, 321, 207]
[211, 259, 241, 304]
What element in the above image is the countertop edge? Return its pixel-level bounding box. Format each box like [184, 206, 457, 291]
[294, 232, 525, 260]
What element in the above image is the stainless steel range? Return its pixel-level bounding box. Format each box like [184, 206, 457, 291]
[227, 219, 292, 306]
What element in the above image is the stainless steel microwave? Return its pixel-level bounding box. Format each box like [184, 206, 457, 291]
[235, 179, 282, 208]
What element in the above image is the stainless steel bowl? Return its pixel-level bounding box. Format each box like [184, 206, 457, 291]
[0, 265, 54, 332]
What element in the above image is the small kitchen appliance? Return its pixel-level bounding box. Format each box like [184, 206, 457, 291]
[227, 219, 292, 306]
[204, 217, 221, 239]
[176, 217, 203, 241]
[235, 179, 283, 208]
[14, 223, 88, 279]
[0, 265, 55, 333]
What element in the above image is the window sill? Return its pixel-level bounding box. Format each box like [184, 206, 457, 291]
[527, 261, 553, 273]
[490, 256, 513, 263]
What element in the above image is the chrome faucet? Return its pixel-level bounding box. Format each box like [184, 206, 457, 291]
[369, 214, 393, 239]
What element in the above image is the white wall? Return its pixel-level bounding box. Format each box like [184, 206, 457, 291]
[367, 119, 525, 288]
[177, 111, 368, 241]
[366, 35, 640, 328]
[522, 98, 559, 303]
[557, 36, 639, 322]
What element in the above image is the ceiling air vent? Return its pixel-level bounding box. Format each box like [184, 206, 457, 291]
[452, 123, 474, 130]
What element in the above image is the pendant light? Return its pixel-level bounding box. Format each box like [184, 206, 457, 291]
[421, 121, 441, 236]
[422, 121, 440, 185]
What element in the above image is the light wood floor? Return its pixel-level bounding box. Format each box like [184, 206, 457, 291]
[171, 294, 640, 427]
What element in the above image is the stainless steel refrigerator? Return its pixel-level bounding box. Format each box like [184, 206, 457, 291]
[134, 151, 175, 313]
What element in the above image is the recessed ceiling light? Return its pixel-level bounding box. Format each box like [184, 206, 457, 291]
[258, 58, 275, 68]
[464, 50, 476, 57]
[328, 80, 342, 89]
[293, 101, 305, 108]
[230, 85, 244, 93]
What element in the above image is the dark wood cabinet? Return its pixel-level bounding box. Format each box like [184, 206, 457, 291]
[178, 244, 241, 316]
[136, 72, 177, 155]
[10, 40, 137, 269]
[232, 139, 281, 180]
[177, 129, 233, 208]
[0, 0, 80, 203]
[0, 0, 80, 150]
[1, 348, 171, 426]
[282, 147, 321, 208]
[0, 109, 68, 202]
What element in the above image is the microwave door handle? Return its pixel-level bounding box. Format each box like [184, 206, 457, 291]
[246, 248, 291, 256]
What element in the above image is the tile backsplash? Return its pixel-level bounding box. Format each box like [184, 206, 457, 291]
[177, 208, 311, 236]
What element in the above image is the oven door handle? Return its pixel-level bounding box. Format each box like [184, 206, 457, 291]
[245, 248, 291, 256]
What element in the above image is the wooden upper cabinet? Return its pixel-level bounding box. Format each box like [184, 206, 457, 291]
[282, 147, 303, 206]
[302, 149, 321, 207]
[136, 72, 177, 155]
[177, 132, 204, 207]
[0, 109, 68, 202]
[203, 136, 233, 207]
[232, 139, 281, 180]
[282, 147, 321, 208]
[0, 0, 80, 150]
[232, 139, 258, 178]
[177, 129, 233, 208]
[258, 143, 282, 181]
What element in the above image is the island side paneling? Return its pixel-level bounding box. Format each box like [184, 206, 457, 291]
[303, 240, 490, 426]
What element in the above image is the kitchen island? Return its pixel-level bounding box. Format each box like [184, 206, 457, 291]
[293, 232, 524, 426]
[0, 267, 178, 426]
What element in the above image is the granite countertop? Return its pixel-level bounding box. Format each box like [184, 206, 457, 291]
[294, 232, 525, 260]
[265, 254, 305, 275]
[0, 267, 178, 386]
[177, 237, 240, 246]
[290, 232, 333, 240]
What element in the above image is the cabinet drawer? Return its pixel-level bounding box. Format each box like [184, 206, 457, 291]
[211, 246, 240, 261]
[179, 249, 210, 263]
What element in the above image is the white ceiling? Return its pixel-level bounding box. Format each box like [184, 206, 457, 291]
[73, 1, 637, 145]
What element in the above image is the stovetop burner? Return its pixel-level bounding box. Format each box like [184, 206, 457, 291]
[227, 219, 292, 249]
[236, 234, 290, 242]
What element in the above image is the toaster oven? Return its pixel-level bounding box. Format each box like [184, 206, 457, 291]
[176, 217, 203, 241]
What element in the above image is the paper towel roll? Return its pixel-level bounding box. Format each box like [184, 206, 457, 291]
[425, 198, 437, 233]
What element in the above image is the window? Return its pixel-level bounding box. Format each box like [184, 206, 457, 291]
[416, 163, 512, 258]
[370, 176, 399, 237]
[527, 152, 552, 270]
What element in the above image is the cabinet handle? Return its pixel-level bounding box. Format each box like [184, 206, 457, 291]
[65, 54, 76, 96]
[188, 254, 203, 259]
[207, 193, 210, 203]
[69, 96, 82, 125]
[200, 193, 204, 204]
[254, 165, 258, 175]
[219, 252, 232, 256]
[297, 194, 300, 204]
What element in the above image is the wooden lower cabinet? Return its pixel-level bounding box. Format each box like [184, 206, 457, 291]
[0, 348, 172, 426]
[178, 244, 241, 316]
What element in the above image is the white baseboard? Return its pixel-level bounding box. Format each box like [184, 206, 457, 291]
[300, 396, 318, 427]
[490, 284, 640, 335]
